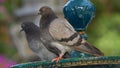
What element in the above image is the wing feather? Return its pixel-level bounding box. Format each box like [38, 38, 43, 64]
[49, 18, 79, 45]
[49, 18, 76, 40]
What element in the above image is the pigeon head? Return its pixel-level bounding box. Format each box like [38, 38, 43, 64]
[39, 6, 58, 29]
[21, 22, 39, 34]
[38, 6, 54, 16]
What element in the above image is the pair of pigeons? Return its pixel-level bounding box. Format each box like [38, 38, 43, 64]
[21, 6, 104, 62]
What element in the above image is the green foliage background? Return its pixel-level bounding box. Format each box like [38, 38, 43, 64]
[87, 0, 120, 56]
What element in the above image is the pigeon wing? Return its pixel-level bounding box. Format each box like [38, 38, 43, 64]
[49, 18, 80, 46]
[49, 18, 104, 56]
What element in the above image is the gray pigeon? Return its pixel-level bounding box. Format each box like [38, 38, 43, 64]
[21, 22, 57, 61]
[38, 6, 104, 62]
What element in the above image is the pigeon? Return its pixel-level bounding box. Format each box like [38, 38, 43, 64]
[38, 6, 104, 62]
[21, 22, 57, 61]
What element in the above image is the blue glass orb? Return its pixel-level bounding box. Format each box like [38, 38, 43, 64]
[63, 0, 96, 31]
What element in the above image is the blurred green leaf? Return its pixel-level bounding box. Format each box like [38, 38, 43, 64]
[111, 0, 120, 12]
[88, 14, 120, 56]
[0, 13, 6, 20]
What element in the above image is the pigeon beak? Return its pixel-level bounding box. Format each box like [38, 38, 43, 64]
[20, 29, 23, 33]
[20, 23, 25, 32]
[38, 12, 41, 15]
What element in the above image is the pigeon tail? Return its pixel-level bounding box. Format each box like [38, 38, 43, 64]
[72, 40, 104, 56]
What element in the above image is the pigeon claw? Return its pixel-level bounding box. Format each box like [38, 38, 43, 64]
[52, 54, 63, 62]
